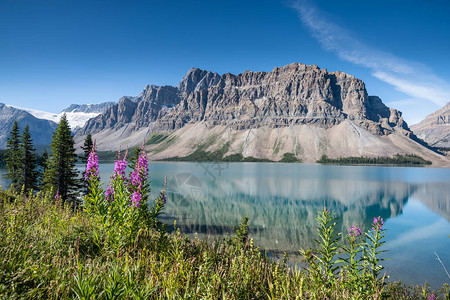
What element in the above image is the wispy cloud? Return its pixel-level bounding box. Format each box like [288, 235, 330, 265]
[291, 0, 450, 107]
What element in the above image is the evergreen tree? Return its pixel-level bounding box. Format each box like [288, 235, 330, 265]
[43, 114, 80, 204]
[81, 132, 93, 164]
[81, 132, 93, 195]
[129, 147, 141, 170]
[39, 148, 48, 170]
[38, 148, 48, 188]
[19, 125, 39, 192]
[4, 121, 22, 191]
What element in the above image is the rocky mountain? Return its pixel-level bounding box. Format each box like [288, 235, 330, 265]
[60, 102, 115, 130]
[410, 102, 450, 148]
[13, 101, 115, 131]
[75, 63, 449, 166]
[62, 102, 115, 114]
[0, 103, 57, 149]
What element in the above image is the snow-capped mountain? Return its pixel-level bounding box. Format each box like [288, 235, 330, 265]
[0, 103, 57, 149]
[10, 102, 114, 131]
[0, 101, 115, 149]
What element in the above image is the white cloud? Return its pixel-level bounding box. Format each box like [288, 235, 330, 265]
[291, 0, 450, 107]
[373, 71, 449, 105]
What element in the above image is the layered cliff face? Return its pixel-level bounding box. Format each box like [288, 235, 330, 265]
[153, 64, 408, 136]
[75, 63, 448, 165]
[410, 102, 450, 148]
[78, 84, 180, 136]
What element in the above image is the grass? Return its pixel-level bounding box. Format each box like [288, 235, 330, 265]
[0, 188, 449, 299]
[317, 154, 432, 166]
[149, 135, 178, 155]
[146, 132, 170, 145]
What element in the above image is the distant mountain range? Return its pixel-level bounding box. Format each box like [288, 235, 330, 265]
[410, 102, 450, 149]
[73, 63, 449, 166]
[1, 63, 449, 166]
[0, 103, 57, 149]
[0, 102, 114, 149]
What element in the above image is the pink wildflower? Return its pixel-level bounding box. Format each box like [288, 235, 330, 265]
[349, 225, 362, 237]
[373, 216, 384, 231]
[85, 146, 99, 181]
[130, 150, 148, 190]
[113, 159, 127, 179]
[131, 191, 142, 207]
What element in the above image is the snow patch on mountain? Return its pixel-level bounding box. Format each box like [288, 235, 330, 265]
[9, 105, 98, 130]
[9, 102, 114, 130]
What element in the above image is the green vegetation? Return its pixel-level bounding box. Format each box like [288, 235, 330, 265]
[80, 133, 94, 195]
[149, 135, 178, 154]
[0, 125, 447, 298]
[0, 188, 448, 299]
[222, 153, 273, 162]
[145, 131, 177, 155]
[81, 132, 93, 165]
[43, 114, 80, 204]
[165, 142, 231, 162]
[84, 149, 143, 163]
[3, 121, 40, 193]
[19, 126, 39, 192]
[95, 151, 118, 162]
[272, 138, 282, 155]
[0, 150, 6, 168]
[163, 148, 302, 163]
[146, 132, 170, 145]
[129, 146, 141, 170]
[163, 143, 274, 163]
[4, 121, 22, 191]
[317, 154, 432, 166]
[279, 152, 301, 163]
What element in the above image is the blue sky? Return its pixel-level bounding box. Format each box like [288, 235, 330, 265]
[0, 0, 449, 124]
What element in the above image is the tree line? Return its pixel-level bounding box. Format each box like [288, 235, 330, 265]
[317, 154, 432, 165]
[3, 115, 94, 205]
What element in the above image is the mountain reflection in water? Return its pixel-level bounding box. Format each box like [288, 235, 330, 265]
[163, 175, 416, 252]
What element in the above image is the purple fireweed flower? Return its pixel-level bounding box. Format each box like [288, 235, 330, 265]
[427, 294, 436, 300]
[85, 148, 99, 181]
[113, 159, 127, 179]
[160, 192, 167, 205]
[55, 193, 61, 202]
[105, 186, 114, 202]
[131, 191, 142, 207]
[348, 225, 362, 237]
[373, 216, 384, 231]
[130, 151, 148, 189]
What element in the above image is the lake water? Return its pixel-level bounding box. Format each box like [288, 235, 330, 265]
[1, 162, 449, 288]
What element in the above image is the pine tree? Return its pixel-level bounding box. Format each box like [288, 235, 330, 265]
[38, 148, 48, 188]
[20, 125, 39, 192]
[43, 114, 80, 204]
[81, 132, 93, 195]
[81, 132, 93, 164]
[129, 147, 141, 170]
[4, 121, 22, 191]
[39, 148, 48, 170]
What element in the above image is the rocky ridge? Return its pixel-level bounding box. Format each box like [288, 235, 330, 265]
[0, 103, 57, 149]
[75, 63, 449, 166]
[411, 102, 450, 148]
[62, 102, 115, 114]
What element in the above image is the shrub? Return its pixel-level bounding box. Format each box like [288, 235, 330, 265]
[83, 145, 166, 249]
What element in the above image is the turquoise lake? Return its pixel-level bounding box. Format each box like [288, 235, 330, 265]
[2, 162, 450, 288]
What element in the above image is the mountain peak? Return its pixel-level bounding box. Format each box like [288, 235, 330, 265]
[411, 102, 450, 148]
[178, 67, 221, 94]
[73, 62, 448, 166]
